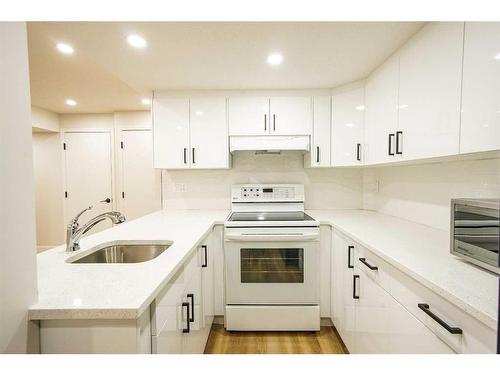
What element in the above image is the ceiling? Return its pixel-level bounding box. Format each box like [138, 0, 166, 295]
[27, 22, 424, 114]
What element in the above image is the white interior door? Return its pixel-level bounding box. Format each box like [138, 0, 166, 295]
[63, 131, 113, 232]
[120, 129, 162, 221]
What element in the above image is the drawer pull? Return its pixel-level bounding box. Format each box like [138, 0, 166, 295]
[359, 257, 378, 270]
[187, 293, 195, 322]
[182, 302, 190, 333]
[347, 245, 354, 269]
[417, 303, 463, 334]
[201, 245, 208, 268]
[353, 275, 360, 299]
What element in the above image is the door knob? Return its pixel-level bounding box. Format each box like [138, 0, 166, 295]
[100, 198, 111, 203]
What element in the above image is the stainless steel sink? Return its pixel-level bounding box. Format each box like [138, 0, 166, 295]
[71, 243, 171, 264]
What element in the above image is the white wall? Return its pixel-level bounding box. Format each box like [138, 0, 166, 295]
[162, 151, 363, 210]
[362, 157, 500, 232]
[31, 106, 60, 132]
[0, 22, 38, 353]
[32, 132, 65, 249]
[59, 113, 114, 130]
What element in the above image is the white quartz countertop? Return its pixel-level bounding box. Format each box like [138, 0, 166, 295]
[31, 208, 498, 330]
[29, 210, 229, 320]
[306, 210, 499, 330]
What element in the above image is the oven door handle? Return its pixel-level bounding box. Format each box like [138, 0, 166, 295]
[224, 233, 319, 242]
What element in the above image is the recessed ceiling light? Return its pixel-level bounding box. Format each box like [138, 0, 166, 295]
[267, 53, 283, 65]
[141, 98, 151, 105]
[65, 99, 77, 107]
[56, 43, 74, 55]
[127, 34, 147, 49]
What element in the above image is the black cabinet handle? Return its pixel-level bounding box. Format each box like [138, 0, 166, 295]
[359, 257, 378, 271]
[388, 133, 395, 156]
[187, 293, 194, 322]
[417, 304, 462, 334]
[192, 148, 196, 164]
[264, 114, 267, 131]
[202, 245, 208, 268]
[182, 302, 190, 333]
[316, 146, 320, 163]
[183, 148, 187, 164]
[347, 245, 354, 269]
[396, 131, 403, 155]
[273, 114, 276, 131]
[353, 275, 360, 299]
[356, 143, 361, 161]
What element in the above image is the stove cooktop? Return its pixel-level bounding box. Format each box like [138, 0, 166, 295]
[225, 211, 319, 227]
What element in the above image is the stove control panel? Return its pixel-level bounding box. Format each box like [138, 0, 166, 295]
[231, 184, 304, 202]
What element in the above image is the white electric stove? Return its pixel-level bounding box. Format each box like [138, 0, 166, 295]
[223, 184, 320, 331]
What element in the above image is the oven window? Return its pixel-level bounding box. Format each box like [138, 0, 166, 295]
[240, 248, 304, 283]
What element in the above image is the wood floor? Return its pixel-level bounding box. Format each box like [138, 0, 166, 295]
[204, 324, 348, 354]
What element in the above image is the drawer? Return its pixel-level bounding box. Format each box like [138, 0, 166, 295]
[387, 266, 497, 353]
[354, 244, 392, 293]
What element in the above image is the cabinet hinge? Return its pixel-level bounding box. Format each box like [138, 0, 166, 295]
[63, 143, 66, 150]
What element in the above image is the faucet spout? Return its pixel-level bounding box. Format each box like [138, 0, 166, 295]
[66, 211, 126, 252]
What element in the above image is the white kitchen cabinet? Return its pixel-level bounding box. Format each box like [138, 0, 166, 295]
[460, 22, 500, 154]
[153, 96, 229, 169]
[331, 88, 365, 166]
[397, 22, 464, 161]
[190, 97, 229, 169]
[305, 96, 331, 167]
[200, 234, 215, 346]
[364, 54, 400, 165]
[153, 97, 190, 169]
[228, 97, 270, 136]
[269, 97, 312, 136]
[319, 226, 331, 317]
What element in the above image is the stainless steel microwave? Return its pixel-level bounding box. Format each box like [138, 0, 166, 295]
[451, 199, 499, 274]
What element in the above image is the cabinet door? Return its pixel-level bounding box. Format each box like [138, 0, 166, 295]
[388, 296, 455, 354]
[153, 97, 190, 169]
[460, 22, 500, 153]
[364, 55, 399, 165]
[398, 22, 463, 160]
[354, 267, 391, 353]
[332, 232, 356, 352]
[190, 97, 229, 169]
[308, 96, 331, 167]
[270, 97, 312, 135]
[331, 88, 365, 166]
[228, 97, 269, 136]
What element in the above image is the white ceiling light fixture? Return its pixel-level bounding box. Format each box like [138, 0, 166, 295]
[141, 98, 151, 105]
[127, 34, 147, 49]
[56, 42, 74, 55]
[267, 53, 283, 66]
[65, 99, 77, 107]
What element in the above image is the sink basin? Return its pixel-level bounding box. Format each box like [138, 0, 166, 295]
[71, 243, 171, 264]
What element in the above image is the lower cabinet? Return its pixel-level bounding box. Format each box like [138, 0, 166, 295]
[330, 230, 489, 354]
[153, 227, 218, 354]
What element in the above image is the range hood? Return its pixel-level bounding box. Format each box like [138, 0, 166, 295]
[229, 135, 310, 153]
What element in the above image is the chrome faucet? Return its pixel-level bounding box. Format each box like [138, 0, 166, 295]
[66, 206, 126, 252]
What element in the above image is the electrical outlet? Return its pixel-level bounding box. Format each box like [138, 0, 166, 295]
[174, 183, 187, 193]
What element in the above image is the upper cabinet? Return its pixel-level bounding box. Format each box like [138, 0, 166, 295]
[460, 22, 500, 154]
[397, 22, 464, 161]
[229, 96, 312, 136]
[153, 97, 190, 169]
[228, 97, 269, 136]
[331, 88, 365, 166]
[269, 97, 312, 135]
[364, 55, 400, 165]
[305, 96, 331, 168]
[153, 96, 229, 169]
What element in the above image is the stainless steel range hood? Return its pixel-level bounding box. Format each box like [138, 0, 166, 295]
[229, 135, 310, 153]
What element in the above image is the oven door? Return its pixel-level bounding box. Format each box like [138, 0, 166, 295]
[224, 227, 320, 305]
